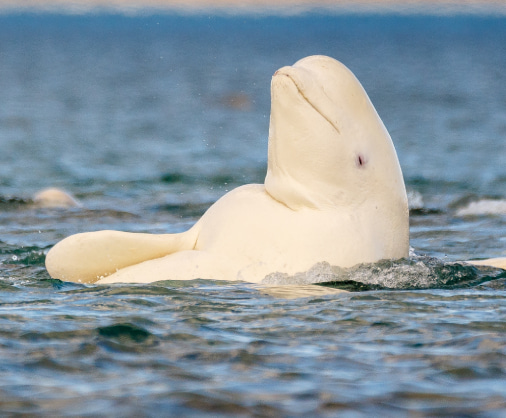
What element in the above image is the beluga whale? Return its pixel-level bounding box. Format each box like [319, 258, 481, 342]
[45, 55, 411, 284]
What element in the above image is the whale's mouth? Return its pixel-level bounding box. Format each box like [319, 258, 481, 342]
[274, 69, 341, 135]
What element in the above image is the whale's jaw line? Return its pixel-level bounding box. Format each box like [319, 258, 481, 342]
[273, 69, 341, 135]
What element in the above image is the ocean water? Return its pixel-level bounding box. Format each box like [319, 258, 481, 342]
[1, 12, 506, 416]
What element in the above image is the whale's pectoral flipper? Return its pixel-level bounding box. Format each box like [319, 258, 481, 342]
[96, 249, 231, 284]
[46, 227, 199, 283]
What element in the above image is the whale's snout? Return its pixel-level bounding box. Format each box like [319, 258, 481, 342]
[272, 66, 293, 79]
[272, 64, 341, 136]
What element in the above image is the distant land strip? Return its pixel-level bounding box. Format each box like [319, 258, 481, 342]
[0, 0, 506, 15]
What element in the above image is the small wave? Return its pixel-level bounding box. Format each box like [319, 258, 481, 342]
[406, 190, 444, 216]
[455, 198, 506, 216]
[98, 322, 152, 343]
[407, 189, 424, 211]
[7, 251, 46, 266]
[97, 322, 157, 352]
[0, 195, 30, 209]
[262, 256, 506, 291]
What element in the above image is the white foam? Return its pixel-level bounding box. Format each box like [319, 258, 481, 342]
[407, 189, 424, 210]
[456, 199, 506, 216]
[261, 254, 499, 290]
[262, 262, 337, 286]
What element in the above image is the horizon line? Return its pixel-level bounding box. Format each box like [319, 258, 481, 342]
[0, 0, 505, 17]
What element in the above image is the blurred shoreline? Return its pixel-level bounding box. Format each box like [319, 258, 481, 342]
[0, 0, 505, 15]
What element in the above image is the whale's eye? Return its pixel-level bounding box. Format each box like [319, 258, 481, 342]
[356, 154, 367, 168]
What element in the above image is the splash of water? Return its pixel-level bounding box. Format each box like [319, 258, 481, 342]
[262, 256, 506, 291]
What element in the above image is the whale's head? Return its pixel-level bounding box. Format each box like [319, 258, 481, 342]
[265, 55, 408, 218]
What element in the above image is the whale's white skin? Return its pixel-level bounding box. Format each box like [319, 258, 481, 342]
[468, 258, 506, 270]
[33, 188, 81, 209]
[45, 55, 410, 284]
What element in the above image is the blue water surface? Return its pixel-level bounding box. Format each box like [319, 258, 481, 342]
[0, 12, 506, 416]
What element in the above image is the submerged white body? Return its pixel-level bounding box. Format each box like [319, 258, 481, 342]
[33, 188, 80, 209]
[468, 258, 506, 270]
[46, 55, 410, 284]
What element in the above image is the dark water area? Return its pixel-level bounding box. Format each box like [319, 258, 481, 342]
[1, 12, 506, 416]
